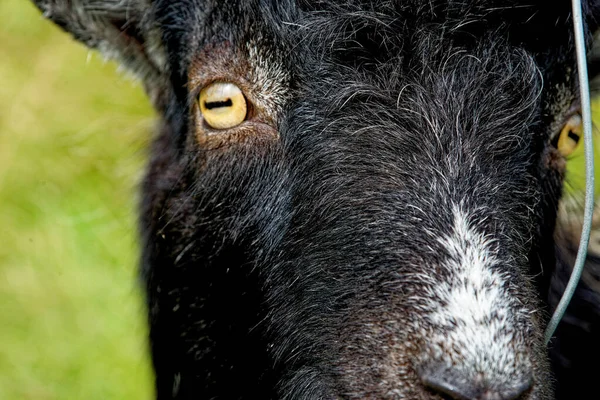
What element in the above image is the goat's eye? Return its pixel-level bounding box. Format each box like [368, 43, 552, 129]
[198, 82, 247, 129]
[556, 114, 582, 157]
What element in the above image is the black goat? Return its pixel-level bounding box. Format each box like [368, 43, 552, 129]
[32, 1, 600, 399]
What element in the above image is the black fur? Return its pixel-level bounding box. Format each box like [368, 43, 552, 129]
[32, 1, 600, 399]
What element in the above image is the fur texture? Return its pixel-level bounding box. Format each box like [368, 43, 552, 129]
[32, 1, 600, 399]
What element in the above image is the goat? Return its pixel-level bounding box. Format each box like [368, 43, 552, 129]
[32, 1, 600, 399]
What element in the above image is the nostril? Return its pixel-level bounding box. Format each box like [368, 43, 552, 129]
[418, 363, 532, 400]
[419, 365, 478, 400]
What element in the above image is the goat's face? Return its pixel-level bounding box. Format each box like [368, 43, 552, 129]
[34, 0, 600, 399]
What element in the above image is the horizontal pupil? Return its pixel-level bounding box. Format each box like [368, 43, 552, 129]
[567, 130, 580, 143]
[204, 98, 233, 110]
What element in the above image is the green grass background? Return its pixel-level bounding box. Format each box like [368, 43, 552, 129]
[1, 1, 154, 399]
[1, 2, 599, 400]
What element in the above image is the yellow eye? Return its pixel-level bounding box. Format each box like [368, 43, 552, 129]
[557, 114, 583, 157]
[199, 82, 247, 129]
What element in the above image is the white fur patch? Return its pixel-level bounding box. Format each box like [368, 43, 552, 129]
[422, 205, 529, 381]
[246, 38, 291, 122]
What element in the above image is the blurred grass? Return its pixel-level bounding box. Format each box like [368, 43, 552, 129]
[0, 1, 154, 399]
[2, 2, 600, 400]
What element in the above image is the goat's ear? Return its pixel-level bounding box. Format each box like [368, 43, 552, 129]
[32, 0, 168, 106]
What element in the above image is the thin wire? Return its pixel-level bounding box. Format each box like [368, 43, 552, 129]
[545, 0, 595, 344]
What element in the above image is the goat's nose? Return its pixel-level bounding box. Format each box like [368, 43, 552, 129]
[418, 363, 532, 400]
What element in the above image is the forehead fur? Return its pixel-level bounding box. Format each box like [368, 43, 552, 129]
[152, 0, 577, 57]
